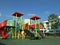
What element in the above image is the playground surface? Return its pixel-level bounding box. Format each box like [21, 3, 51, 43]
[0, 36, 60, 45]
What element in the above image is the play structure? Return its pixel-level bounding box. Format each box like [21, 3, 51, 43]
[0, 20, 8, 39]
[0, 12, 45, 40]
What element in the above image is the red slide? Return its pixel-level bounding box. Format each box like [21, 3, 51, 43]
[0, 20, 8, 39]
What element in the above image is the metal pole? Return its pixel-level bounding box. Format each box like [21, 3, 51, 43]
[17, 17, 20, 39]
[38, 19, 40, 37]
[15, 14, 17, 39]
[22, 19, 25, 40]
[35, 18, 37, 37]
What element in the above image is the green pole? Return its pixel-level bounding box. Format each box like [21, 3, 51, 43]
[21, 16, 22, 29]
[35, 18, 38, 37]
[15, 14, 17, 39]
[12, 16, 14, 39]
[39, 19, 40, 30]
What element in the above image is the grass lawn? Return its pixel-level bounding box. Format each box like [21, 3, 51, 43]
[0, 36, 60, 45]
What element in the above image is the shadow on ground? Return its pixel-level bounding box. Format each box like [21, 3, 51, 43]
[0, 42, 6, 45]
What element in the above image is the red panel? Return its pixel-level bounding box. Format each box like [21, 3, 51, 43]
[30, 24, 35, 30]
[25, 23, 28, 30]
[0, 20, 7, 28]
[40, 24, 45, 29]
[25, 23, 45, 30]
[2, 31, 8, 39]
[0, 20, 8, 39]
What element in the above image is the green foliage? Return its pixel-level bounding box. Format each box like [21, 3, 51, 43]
[48, 14, 58, 29]
[48, 14, 58, 22]
[51, 22, 58, 29]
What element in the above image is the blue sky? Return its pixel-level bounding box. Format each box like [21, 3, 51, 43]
[0, 0, 60, 22]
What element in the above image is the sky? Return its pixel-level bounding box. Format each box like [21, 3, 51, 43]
[0, 0, 60, 22]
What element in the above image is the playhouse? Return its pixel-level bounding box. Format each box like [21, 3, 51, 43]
[0, 12, 45, 39]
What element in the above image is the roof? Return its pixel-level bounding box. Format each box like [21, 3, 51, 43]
[12, 12, 23, 17]
[30, 16, 40, 20]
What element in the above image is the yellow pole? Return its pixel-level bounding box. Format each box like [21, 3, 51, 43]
[18, 30, 20, 39]
[30, 19, 31, 24]
[22, 20, 25, 40]
[28, 21, 29, 30]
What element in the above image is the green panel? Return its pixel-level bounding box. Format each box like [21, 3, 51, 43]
[36, 24, 40, 30]
[7, 20, 16, 26]
[11, 28, 15, 32]
[0, 34, 2, 36]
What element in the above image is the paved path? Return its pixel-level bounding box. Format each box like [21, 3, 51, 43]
[0, 37, 60, 45]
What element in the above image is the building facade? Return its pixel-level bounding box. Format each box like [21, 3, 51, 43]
[44, 16, 60, 31]
[44, 16, 60, 32]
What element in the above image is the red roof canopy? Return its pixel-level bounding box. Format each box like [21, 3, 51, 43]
[30, 16, 40, 20]
[12, 12, 23, 17]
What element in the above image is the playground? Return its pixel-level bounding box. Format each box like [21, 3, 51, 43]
[0, 12, 60, 45]
[0, 12, 45, 40]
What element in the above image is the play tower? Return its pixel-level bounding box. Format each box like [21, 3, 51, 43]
[12, 12, 24, 39]
[30, 16, 40, 37]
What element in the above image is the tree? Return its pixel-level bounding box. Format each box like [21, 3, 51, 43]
[48, 14, 58, 22]
[48, 14, 58, 29]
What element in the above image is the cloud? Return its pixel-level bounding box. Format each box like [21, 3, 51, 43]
[28, 14, 37, 16]
[44, 11, 50, 14]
